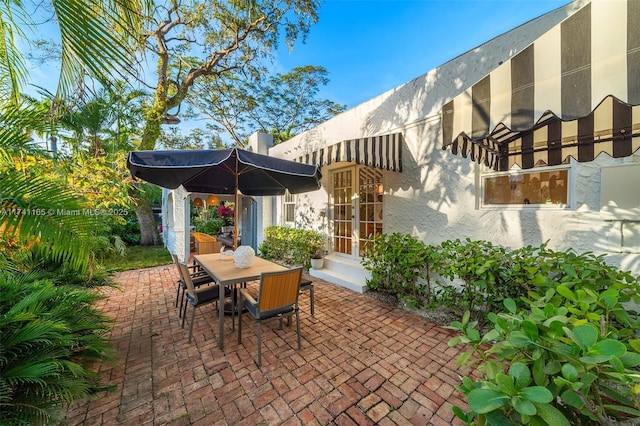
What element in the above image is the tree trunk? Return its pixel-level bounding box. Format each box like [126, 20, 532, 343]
[133, 190, 159, 246]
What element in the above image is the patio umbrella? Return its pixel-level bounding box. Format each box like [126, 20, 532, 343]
[127, 147, 322, 248]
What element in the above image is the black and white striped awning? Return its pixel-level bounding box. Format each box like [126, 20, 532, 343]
[442, 0, 640, 171]
[296, 133, 402, 172]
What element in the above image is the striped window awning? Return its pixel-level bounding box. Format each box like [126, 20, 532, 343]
[441, 0, 640, 171]
[296, 133, 402, 172]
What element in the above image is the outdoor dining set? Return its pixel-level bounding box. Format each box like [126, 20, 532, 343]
[173, 251, 315, 367]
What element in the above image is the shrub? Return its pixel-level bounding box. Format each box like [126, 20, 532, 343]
[362, 233, 435, 304]
[258, 226, 323, 268]
[433, 239, 549, 319]
[0, 272, 115, 425]
[448, 254, 640, 425]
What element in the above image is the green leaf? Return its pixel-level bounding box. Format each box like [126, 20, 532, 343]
[532, 357, 546, 386]
[448, 336, 462, 347]
[503, 298, 516, 313]
[602, 404, 640, 417]
[566, 324, 598, 350]
[561, 363, 579, 382]
[520, 387, 553, 403]
[609, 355, 625, 373]
[619, 352, 640, 367]
[485, 361, 502, 380]
[561, 264, 578, 278]
[509, 362, 531, 389]
[521, 320, 539, 341]
[481, 329, 501, 344]
[560, 390, 584, 408]
[512, 396, 536, 416]
[452, 406, 470, 422]
[468, 389, 509, 414]
[532, 273, 547, 286]
[588, 339, 626, 357]
[456, 350, 474, 366]
[599, 288, 619, 308]
[507, 331, 532, 348]
[543, 360, 561, 375]
[533, 403, 571, 426]
[580, 354, 612, 364]
[556, 285, 576, 302]
[462, 310, 470, 325]
[496, 373, 517, 395]
[484, 411, 518, 426]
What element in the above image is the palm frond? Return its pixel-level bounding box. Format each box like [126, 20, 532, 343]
[53, 0, 152, 97]
[0, 273, 115, 425]
[0, 100, 50, 151]
[0, 4, 29, 102]
[0, 168, 103, 272]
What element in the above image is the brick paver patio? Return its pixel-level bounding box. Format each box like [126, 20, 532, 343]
[63, 263, 471, 425]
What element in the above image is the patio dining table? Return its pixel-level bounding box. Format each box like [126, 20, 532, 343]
[193, 253, 288, 349]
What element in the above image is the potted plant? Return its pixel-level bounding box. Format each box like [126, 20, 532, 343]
[309, 240, 324, 270]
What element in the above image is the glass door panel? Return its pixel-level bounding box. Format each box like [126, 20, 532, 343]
[332, 169, 353, 256]
[358, 168, 383, 256]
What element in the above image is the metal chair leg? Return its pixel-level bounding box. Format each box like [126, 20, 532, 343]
[188, 306, 196, 343]
[295, 308, 301, 349]
[175, 281, 181, 308]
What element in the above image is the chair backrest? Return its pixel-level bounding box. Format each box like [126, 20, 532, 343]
[257, 267, 303, 313]
[177, 262, 196, 296]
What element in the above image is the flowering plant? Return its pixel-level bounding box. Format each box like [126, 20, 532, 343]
[217, 201, 235, 225]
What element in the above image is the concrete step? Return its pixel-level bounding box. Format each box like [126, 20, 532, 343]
[308, 254, 370, 293]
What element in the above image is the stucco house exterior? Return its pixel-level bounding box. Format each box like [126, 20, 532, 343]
[164, 0, 640, 293]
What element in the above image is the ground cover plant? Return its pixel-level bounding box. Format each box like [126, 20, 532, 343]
[98, 245, 172, 272]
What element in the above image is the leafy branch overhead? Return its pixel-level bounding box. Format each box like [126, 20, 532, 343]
[188, 65, 347, 146]
[138, 0, 321, 150]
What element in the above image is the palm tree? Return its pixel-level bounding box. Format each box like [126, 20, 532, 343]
[0, 0, 151, 272]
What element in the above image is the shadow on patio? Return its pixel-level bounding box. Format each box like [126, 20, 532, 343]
[64, 264, 471, 425]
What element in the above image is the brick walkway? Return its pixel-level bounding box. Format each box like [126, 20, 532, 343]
[63, 264, 471, 425]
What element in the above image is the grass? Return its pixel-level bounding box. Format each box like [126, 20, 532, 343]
[100, 245, 172, 272]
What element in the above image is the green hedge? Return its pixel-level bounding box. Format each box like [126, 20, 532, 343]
[258, 226, 323, 268]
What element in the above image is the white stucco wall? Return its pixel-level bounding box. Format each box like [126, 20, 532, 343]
[162, 186, 190, 263]
[266, 0, 640, 277]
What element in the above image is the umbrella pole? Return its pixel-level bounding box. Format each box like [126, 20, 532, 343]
[234, 154, 239, 250]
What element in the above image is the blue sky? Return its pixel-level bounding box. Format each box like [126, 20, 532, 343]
[275, 0, 572, 109]
[23, 0, 574, 129]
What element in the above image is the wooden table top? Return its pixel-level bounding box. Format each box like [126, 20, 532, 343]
[193, 253, 288, 285]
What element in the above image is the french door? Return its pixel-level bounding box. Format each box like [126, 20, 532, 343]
[331, 167, 383, 259]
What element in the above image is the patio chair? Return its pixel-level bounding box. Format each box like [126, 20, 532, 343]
[178, 262, 230, 343]
[237, 267, 304, 367]
[173, 254, 214, 317]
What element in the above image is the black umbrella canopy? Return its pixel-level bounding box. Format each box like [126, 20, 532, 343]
[127, 148, 322, 195]
[127, 148, 322, 249]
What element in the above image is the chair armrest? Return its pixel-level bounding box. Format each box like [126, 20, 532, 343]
[239, 288, 257, 306]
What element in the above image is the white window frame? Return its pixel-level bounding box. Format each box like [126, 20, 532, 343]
[283, 190, 296, 224]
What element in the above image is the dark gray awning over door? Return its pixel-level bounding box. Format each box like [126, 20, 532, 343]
[441, 0, 640, 171]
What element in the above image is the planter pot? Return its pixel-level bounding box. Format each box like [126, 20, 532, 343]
[310, 257, 324, 270]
